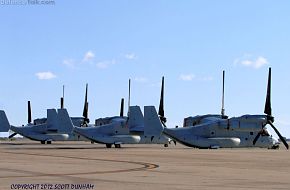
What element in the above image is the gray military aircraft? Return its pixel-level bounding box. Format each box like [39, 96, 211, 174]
[31, 84, 90, 127]
[160, 68, 288, 149]
[73, 77, 171, 148]
[0, 108, 86, 143]
[73, 105, 169, 148]
[2, 84, 90, 143]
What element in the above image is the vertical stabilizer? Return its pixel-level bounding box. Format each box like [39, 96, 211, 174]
[0, 110, 10, 132]
[47, 109, 58, 130]
[144, 106, 163, 136]
[57, 109, 74, 133]
[128, 106, 144, 130]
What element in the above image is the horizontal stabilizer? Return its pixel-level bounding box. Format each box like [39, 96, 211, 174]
[0, 110, 10, 132]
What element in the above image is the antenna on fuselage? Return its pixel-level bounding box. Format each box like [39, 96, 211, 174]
[221, 70, 226, 118]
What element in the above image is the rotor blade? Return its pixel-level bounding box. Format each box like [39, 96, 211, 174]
[82, 83, 88, 118]
[85, 102, 89, 119]
[268, 121, 289, 149]
[221, 70, 225, 117]
[128, 79, 131, 116]
[158, 76, 164, 117]
[60, 97, 64, 109]
[160, 120, 167, 128]
[61, 85, 64, 109]
[9, 133, 17, 139]
[264, 67, 272, 116]
[158, 76, 166, 123]
[28, 101, 32, 124]
[253, 132, 261, 145]
[120, 98, 124, 117]
[82, 102, 89, 125]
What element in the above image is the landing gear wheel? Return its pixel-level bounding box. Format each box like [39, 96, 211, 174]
[164, 144, 168, 147]
[41, 141, 45, 144]
[47, 141, 52, 144]
[106, 144, 112, 148]
[115, 144, 121, 148]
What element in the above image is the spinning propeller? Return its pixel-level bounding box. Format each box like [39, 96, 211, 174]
[253, 68, 288, 149]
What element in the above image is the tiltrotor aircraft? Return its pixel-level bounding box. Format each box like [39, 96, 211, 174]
[0, 108, 87, 143]
[73, 77, 171, 148]
[160, 68, 288, 149]
[0, 84, 90, 143]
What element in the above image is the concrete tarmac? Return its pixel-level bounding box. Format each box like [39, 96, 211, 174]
[0, 140, 289, 190]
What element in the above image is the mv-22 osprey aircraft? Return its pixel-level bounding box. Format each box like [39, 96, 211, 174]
[0, 79, 170, 147]
[73, 78, 171, 148]
[160, 68, 288, 149]
[0, 84, 91, 143]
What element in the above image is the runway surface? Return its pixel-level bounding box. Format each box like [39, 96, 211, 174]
[0, 140, 289, 190]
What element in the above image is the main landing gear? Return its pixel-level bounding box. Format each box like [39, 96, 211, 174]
[40, 141, 52, 144]
[105, 144, 121, 148]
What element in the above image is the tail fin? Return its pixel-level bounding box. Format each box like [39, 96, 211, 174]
[57, 109, 74, 133]
[128, 106, 144, 130]
[0, 110, 10, 132]
[47, 109, 58, 130]
[144, 106, 163, 136]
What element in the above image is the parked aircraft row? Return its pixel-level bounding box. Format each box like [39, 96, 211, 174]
[0, 67, 288, 149]
[0, 79, 171, 148]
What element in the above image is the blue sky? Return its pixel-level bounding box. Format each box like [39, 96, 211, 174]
[1, 1, 290, 138]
